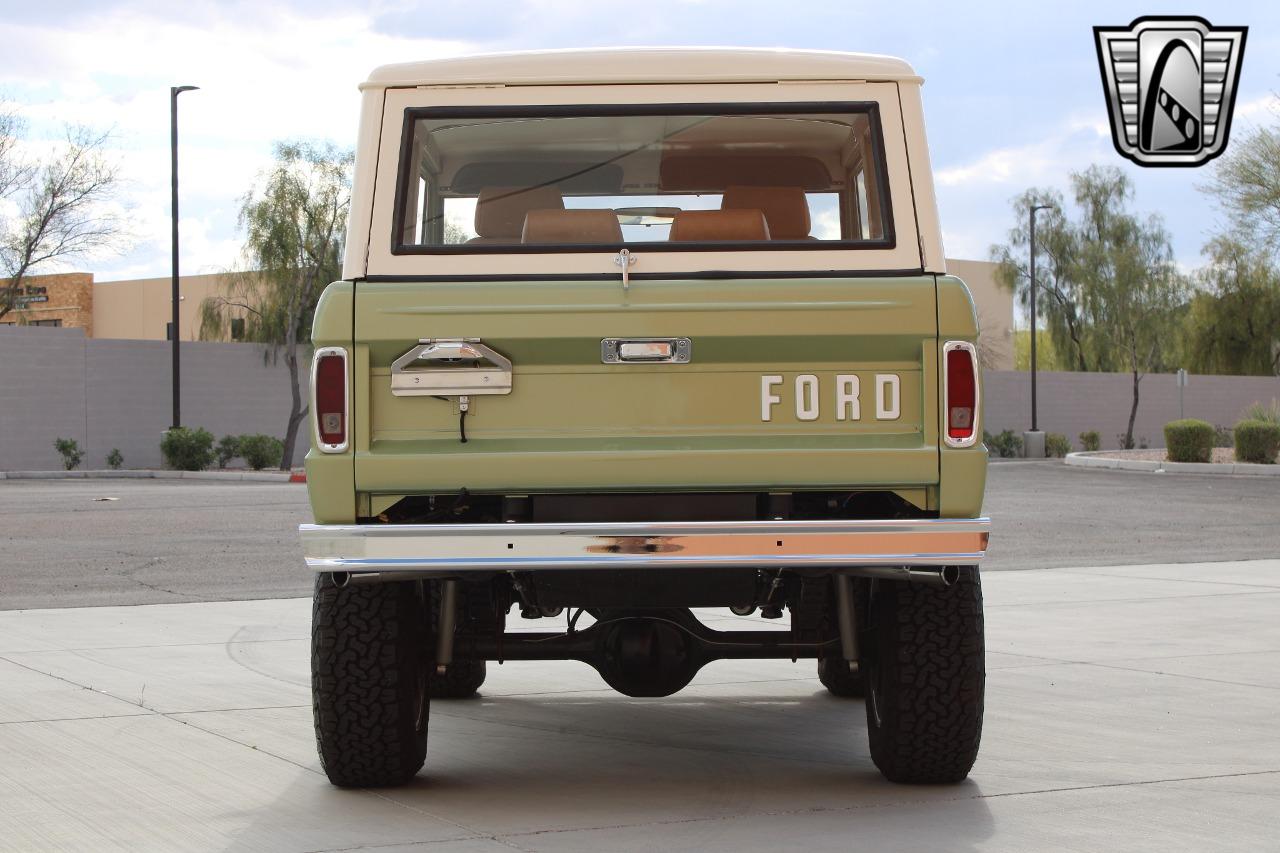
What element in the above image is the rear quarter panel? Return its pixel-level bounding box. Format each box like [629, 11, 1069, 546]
[306, 282, 357, 523]
[936, 274, 987, 518]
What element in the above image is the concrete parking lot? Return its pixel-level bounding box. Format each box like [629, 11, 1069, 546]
[1, 463, 1278, 851]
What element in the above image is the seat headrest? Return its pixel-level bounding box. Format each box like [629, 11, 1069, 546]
[522, 209, 623, 244]
[721, 186, 812, 239]
[474, 186, 564, 238]
[668, 209, 771, 242]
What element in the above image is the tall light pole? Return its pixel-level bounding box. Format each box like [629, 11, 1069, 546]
[170, 84, 198, 430]
[1028, 203, 1054, 434]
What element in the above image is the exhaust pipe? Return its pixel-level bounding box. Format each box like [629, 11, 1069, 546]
[330, 571, 384, 588]
[843, 565, 961, 587]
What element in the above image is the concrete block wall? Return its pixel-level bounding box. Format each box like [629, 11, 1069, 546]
[0, 327, 90, 471]
[1, 326, 307, 470]
[4, 325, 1279, 468]
[983, 370, 1280, 450]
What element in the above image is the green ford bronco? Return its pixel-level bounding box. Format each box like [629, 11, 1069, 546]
[301, 47, 990, 788]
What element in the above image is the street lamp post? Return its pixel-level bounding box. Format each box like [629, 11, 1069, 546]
[170, 85, 198, 430]
[1026, 202, 1054, 457]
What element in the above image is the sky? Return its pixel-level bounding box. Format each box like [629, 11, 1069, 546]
[1, 0, 1277, 283]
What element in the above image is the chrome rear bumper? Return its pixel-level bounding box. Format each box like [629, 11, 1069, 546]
[299, 517, 990, 577]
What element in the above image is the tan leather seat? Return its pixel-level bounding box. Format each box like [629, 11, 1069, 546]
[522, 209, 623, 244]
[668, 209, 771, 242]
[721, 186, 812, 239]
[467, 186, 564, 244]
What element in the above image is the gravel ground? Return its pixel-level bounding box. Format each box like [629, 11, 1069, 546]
[1093, 448, 1238, 463]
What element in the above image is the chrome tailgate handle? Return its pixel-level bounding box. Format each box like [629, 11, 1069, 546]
[391, 338, 513, 396]
[601, 337, 691, 364]
[415, 340, 487, 362]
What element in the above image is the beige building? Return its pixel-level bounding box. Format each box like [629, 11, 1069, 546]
[946, 258, 1014, 371]
[4, 263, 1014, 368]
[93, 272, 252, 342]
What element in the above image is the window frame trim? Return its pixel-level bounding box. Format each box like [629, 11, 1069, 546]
[389, 100, 898, 256]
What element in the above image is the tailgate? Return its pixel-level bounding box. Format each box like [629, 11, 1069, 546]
[353, 275, 939, 493]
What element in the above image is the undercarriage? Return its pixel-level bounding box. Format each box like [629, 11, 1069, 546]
[309, 492, 987, 788]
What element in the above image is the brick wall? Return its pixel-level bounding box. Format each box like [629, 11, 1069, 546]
[1, 272, 94, 335]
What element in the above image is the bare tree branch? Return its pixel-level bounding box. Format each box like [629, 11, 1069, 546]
[0, 120, 128, 319]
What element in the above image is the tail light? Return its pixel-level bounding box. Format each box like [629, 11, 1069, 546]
[943, 341, 979, 448]
[312, 347, 349, 453]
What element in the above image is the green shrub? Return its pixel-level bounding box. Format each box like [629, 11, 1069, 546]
[161, 427, 215, 471]
[1045, 433, 1071, 458]
[238, 434, 284, 470]
[106, 448, 123, 470]
[1240, 399, 1280, 426]
[1078, 430, 1101, 452]
[1164, 419, 1214, 463]
[53, 437, 84, 470]
[1213, 425, 1234, 448]
[215, 435, 241, 468]
[983, 429, 1023, 458]
[1233, 419, 1280, 464]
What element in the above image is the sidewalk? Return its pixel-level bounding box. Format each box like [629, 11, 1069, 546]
[2, 560, 1280, 845]
[2, 560, 1278, 852]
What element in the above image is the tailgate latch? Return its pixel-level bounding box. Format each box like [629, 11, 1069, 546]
[390, 338, 513, 397]
[614, 248, 636, 290]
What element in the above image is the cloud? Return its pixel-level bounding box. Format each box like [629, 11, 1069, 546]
[935, 116, 1113, 190]
[0, 4, 478, 279]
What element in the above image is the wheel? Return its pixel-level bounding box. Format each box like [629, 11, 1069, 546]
[312, 575, 430, 787]
[818, 655, 865, 697]
[430, 659, 487, 698]
[864, 568, 985, 784]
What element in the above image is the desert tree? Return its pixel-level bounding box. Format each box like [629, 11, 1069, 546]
[990, 188, 1096, 372]
[1070, 166, 1185, 447]
[1183, 236, 1280, 376]
[0, 106, 126, 319]
[992, 166, 1184, 447]
[198, 141, 353, 469]
[1202, 122, 1280, 252]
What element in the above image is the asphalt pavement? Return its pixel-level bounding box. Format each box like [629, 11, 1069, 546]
[2, 460, 1278, 609]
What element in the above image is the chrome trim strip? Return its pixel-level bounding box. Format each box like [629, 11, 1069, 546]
[311, 347, 350, 454]
[300, 517, 990, 573]
[942, 340, 980, 449]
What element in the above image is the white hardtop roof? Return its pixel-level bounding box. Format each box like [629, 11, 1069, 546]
[363, 47, 920, 90]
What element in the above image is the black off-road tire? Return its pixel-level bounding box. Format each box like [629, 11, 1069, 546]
[864, 568, 984, 784]
[312, 575, 430, 787]
[818, 656, 866, 697]
[429, 659, 487, 698]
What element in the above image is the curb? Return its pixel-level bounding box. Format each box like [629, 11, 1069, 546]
[1065, 451, 1280, 477]
[0, 469, 304, 483]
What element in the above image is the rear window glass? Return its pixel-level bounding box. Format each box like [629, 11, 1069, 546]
[393, 105, 893, 252]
